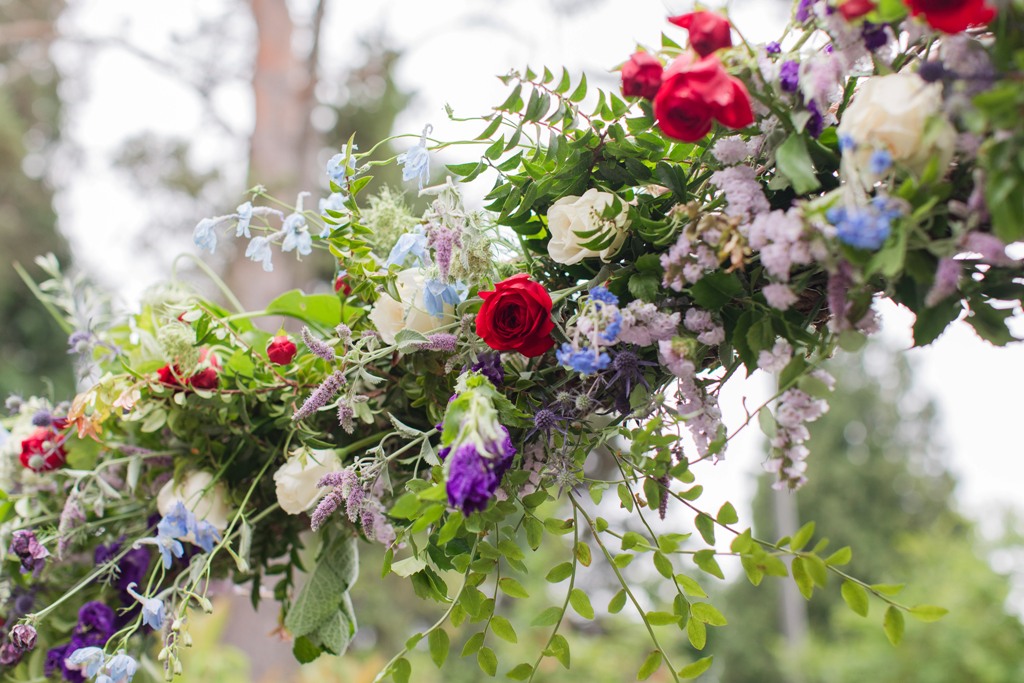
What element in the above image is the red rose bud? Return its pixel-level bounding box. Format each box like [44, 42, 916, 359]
[19, 427, 67, 472]
[904, 0, 995, 33]
[621, 52, 663, 99]
[334, 272, 352, 296]
[653, 54, 754, 142]
[668, 11, 733, 58]
[157, 364, 184, 387]
[839, 0, 877, 20]
[475, 274, 555, 358]
[267, 335, 298, 365]
[188, 348, 220, 390]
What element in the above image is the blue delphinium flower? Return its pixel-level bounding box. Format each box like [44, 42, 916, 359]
[126, 584, 165, 630]
[281, 192, 313, 256]
[827, 197, 901, 251]
[386, 228, 429, 268]
[869, 148, 892, 175]
[106, 653, 139, 683]
[588, 286, 618, 306]
[838, 133, 857, 153]
[190, 519, 221, 554]
[245, 236, 274, 272]
[556, 343, 611, 375]
[326, 144, 358, 185]
[397, 124, 432, 190]
[424, 279, 467, 318]
[65, 646, 105, 679]
[193, 218, 219, 254]
[235, 202, 254, 238]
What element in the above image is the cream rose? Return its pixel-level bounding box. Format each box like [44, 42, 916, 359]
[157, 470, 231, 531]
[837, 72, 956, 177]
[273, 448, 342, 515]
[368, 268, 455, 344]
[546, 188, 629, 265]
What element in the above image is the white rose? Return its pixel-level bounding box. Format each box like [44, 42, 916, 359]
[273, 448, 342, 515]
[368, 268, 455, 344]
[157, 470, 231, 531]
[837, 72, 956, 177]
[546, 188, 629, 265]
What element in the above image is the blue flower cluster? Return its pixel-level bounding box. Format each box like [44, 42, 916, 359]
[141, 501, 221, 570]
[827, 198, 902, 251]
[556, 286, 623, 376]
[63, 647, 139, 683]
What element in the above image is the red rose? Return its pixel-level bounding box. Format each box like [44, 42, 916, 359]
[839, 0, 877, 20]
[157, 348, 220, 389]
[621, 52, 663, 100]
[653, 54, 754, 142]
[668, 11, 733, 58]
[904, 0, 995, 33]
[476, 274, 554, 358]
[20, 427, 67, 472]
[334, 272, 352, 296]
[267, 335, 297, 365]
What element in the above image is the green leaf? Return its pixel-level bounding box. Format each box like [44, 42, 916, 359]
[608, 589, 628, 613]
[693, 550, 724, 580]
[506, 663, 534, 680]
[575, 541, 593, 567]
[678, 656, 714, 679]
[843, 581, 868, 618]
[490, 615, 518, 643]
[791, 557, 814, 600]
[428, 629, 450, 668]
[653, 551, 674, 579]
[647, 611, 681, 626]
[909, 605, 948, 622]
[676, 574, 707, 598]
[776, 134, 820, 194]
[462, 631, 485, 657]
[284, 536, 359, 638]
[790, 521, 815, 551]
[826, 546, 853, 566]
[478, 647, 498, 677]
[570, 589, 594, 619]
[265, 290, 341, 330]
[637, 650, 664, 681]
[695, 513, 715, 544]
[687, 617, 707, 650]
[628, 272, 661, 302]
[568, 73, 588, 102]
[716, 502, 738, 525]
[292, 636, 322, 664]
[498, 577, 530, 599]
[690, 602, 727, 626]
[391, 657, 412, 683]
[548, 634, 571, 669]
[546, 562, 574, 583]
[883, 605, 905, 645]
[689, 272, 743, 310]
[532, 606, 563, 627]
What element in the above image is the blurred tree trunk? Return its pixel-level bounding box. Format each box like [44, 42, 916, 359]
[224, 0, 325, 314]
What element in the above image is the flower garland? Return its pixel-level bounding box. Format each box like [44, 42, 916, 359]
[2, 0, 1021, 681]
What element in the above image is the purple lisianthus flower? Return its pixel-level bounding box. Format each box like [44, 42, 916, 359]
[10, 623, 37, 651]
[45, 644, 68, 678]
[470, 352, 504, 387]
[446, 444, 499, 514]
[8, 530, 49, 577]
[779, 60, 800, 93]
[76, 601, 116, 638]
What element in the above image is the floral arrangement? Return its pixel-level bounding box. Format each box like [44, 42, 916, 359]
[2, 0, 1022, 681]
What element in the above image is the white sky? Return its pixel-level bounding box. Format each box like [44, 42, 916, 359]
[50, 0, 1023, 555]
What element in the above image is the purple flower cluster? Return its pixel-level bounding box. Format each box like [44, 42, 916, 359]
[301, 326, 336, 362]
[311, 469, 395, 545]
[744, 208, 816, 311]
[293, 370, 346, 422]
[44, 601, 119, 682]
[8, 530, 49, 577]
[710, 165, 770, 219]
[764, 379, 832, 490]
[661, 220, 725, 290]
[446, 434, 515, 514]
[470, 352, 504, 387]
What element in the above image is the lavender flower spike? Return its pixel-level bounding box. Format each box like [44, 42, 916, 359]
[301, 326, 336, 362]
[310, 489, 345, 532]
[293, 371, 345, 421]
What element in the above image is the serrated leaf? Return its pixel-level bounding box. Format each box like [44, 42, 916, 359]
[841, 580, 869, 617]
[569, 589, 594, 619]
[637, 650, 663, 681]
[428, 629, 449, 668]
[883, 605, 905, 645]
[678, 656, 714, 679]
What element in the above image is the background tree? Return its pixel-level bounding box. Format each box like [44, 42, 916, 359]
[711, 344, 1024, 682]
[0, 0, 74, 400]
